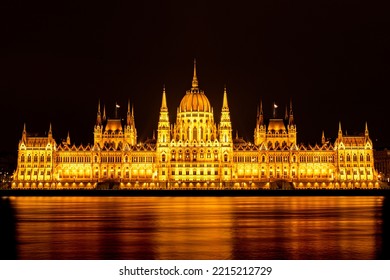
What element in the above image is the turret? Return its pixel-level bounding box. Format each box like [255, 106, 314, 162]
[124, 100, 137, 146]
[157, 85, 170, 144]
[254, 100, 266, 145]
[219, 85, 233, 145]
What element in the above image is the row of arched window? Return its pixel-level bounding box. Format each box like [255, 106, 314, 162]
[339, 153, 371, 162]
[20, 154, 51, 163]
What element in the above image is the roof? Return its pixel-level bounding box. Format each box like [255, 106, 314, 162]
[267, 119, 287, 131]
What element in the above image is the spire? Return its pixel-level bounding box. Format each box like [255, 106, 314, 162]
[260, 100, 263, 115]
[365, 121, 369, 138]
[321, 131, 325, 145]
[288, 98, 294, 126]
[257, 99, 264, 126]
[161, 84, 168, 110]
[338, 121, 343, 138]
[48, 123, 53, 141]
[103, 105, 106, 121]
[22, 123, 27, 142]
[66, 131, 71, 145]
[127, 100, 131, 126]
[284, 105, 288, 120]
[191, 58, 199, 89]
[222, 85, 229, 110]
[96, 99, 102, 125]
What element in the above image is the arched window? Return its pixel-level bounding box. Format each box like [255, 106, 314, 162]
[360, 154, 364, 161]
[366, 154, 371, 161]
[224, 154, 228, 162]
[353, 154, 357, 161]
[21, 155, 25, 162]
[162, 154, 166, 162]
[346, 154, 351, 161]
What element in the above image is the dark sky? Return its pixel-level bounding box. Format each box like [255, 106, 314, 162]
[1, 0, 389, 155]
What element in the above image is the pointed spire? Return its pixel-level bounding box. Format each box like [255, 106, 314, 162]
[191, 58, 199, 89]
[260, 100, 263, 114]
[288, 98, 294, 126]
[222, 85, 229, 110]
[96, 99, 102, 125]
[338, 121, 343, 138]
[22, 123, 27, 142]
[161, 84, 168, 110]
[66, 131, 71, 145]
[365, 121, 369, 137]
[48, 123, 53, 141]
[103, 105, 106, 121]
[321, 131, 326, 145]
[284, 105, 288, 120]
[257, 99, 264, 126]
[127, 100, 131, 126]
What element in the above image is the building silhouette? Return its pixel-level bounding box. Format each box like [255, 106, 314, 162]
[12, 61, 379, 189]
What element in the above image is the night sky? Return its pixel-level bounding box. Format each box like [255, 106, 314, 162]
[1, 0, 389, 156]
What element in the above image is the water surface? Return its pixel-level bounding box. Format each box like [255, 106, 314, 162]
[0, 196, 389, 259]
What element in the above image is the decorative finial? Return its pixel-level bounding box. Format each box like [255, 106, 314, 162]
[192, 58, 198, 89]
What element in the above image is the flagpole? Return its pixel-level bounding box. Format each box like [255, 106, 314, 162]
[115, 102, 120, 118]
[273, 102, 276, 118]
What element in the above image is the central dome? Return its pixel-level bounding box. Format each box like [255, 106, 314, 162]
[179, 59, 211, 112]
[179, 89, 211, 112]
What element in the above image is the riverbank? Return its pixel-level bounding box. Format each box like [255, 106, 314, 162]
[1, 188, 390, 197]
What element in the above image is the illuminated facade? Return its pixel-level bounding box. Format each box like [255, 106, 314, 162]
[12, 61, 380, 189]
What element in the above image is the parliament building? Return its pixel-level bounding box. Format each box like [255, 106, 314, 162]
[12, 61, 380, 189]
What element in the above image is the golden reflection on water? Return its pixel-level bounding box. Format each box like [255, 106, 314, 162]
[1, 196, 386, 259]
